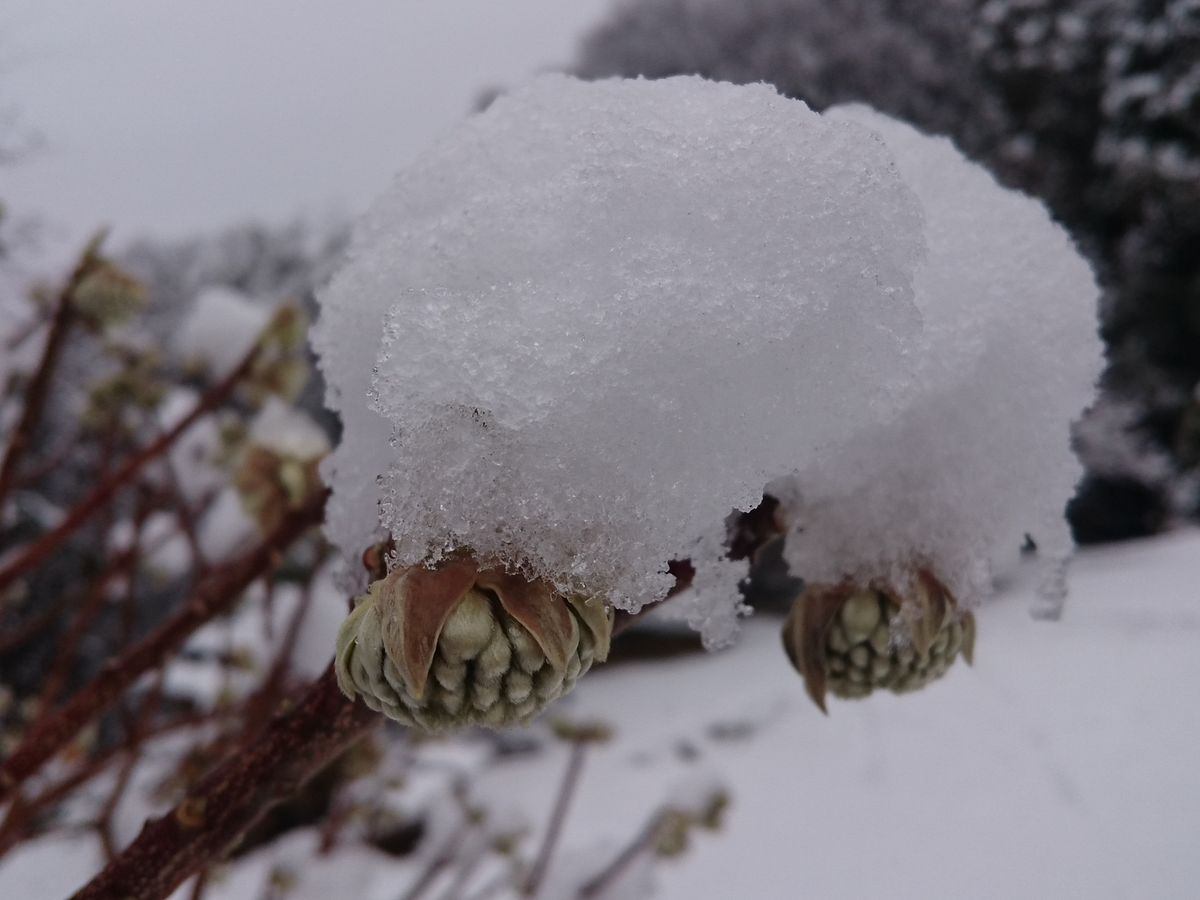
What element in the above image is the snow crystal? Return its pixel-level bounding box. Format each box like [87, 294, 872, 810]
[315, 75, 1099, 643]
[173, 285, 270, 375]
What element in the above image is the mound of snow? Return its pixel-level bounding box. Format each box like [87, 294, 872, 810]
[315, 75, 1100, 644]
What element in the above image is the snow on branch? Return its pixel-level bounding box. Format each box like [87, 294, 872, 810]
[314, 75, 1101, 645]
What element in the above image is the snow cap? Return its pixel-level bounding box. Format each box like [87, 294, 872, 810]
[315, 75, 1101, 643]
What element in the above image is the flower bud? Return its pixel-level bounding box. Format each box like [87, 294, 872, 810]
[72, 261, 147, 330]
[782, 570, 975, 712]
[335, 558, 613, 731]
[233, 444, 324, 533]
[81, 352, 165, 432]
[244, 304, 311, 404]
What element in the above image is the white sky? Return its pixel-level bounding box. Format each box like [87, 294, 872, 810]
[1, 0, 612, 261]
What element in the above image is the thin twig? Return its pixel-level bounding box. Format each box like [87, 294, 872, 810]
[70, 666, 379, 900]
[400, 824, 468, 900]
[578, 809, 667, 898]
[240, 562, 320, 739]
[0, 340, 262, 595]
[36, 500, 144, 712]
[0, 233, 102, 510]
[94, 676, 165, 863]
[0, 489, 327, 803]
[0, 711, 215, 857]
[188, 869, 209, 900]
[0, 511, 183, 659]
[523, 739, 589, 897]
[8, 431, 83, 492]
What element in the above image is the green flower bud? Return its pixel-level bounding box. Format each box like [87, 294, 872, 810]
[244, 304, 311, 405]
[233, 444, 325, 533]
[72, 262, 147, 330]
[336, 559, 613, 732]
[781, 570, 976, 712]
[81, 353, 166, 432]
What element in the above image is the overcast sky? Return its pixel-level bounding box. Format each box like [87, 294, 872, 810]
[2, 0, 612, 263]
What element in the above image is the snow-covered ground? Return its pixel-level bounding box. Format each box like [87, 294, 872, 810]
[2, 528, 1197, 898]
[488, 528, 1200, 899]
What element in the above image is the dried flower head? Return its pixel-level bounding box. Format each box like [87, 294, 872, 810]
[336, 558, 613, 731]
[81, 351, 166, 433]
[782, 570, 975, 712]
[244, 304, 311, 404]
[233, 444, 324, 534]
[72, 261, 148, 330]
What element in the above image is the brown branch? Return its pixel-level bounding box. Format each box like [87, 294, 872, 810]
[0, 710, 214, 857]
[0, 510, 182, 659]
[36, 501, 141, 713]
[2, 307, 51, 355]
[578, 809, 667, 899]
[70, 667, 379, 900]
[0, 489, 327, 802]
[522, 739, 589, 897]
[8, 431, 82, 492]
[94, 676, 165, 863]
[0, 340, 262, 596]
[0, 234, 103, 510]
[239, 562, 320, 736]
[400, 821, 469, 900]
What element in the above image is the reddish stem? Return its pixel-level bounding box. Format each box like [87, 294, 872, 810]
[0, 489, 327, 802]
[523, 739, 589, 897]
[0, 236, 100, 510]
[0, 342, 261, 596]
[70, 667, 378, 900]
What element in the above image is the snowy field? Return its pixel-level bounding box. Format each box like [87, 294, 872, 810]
[3, 527, 1197, 899]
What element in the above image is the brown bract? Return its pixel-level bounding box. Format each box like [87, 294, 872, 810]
[782, 569, 976, 713]
[336, 557, 613, 731]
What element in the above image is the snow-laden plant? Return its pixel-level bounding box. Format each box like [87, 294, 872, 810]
[0, 74, 1105, 900]
[316, 75, 1101, 723]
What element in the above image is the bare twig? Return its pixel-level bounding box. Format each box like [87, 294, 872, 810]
[94, 676, 165, 863]
[579, 809, 667, 898]
[0, 489, 327, 802]
[0, 509, 185, 658]
[0, 711, 214, 857]
[188, 869, 209, 900]
[400, 823, 468, 900]
[36, 501, 143, 712]
[0, 233, 103, 510]
[70, 667, 379, 900]
[522, 739, 589, 897]
[235, 556, 323, 748]
[0, 340, 262, 595]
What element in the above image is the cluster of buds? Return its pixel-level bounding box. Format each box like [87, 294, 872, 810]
[71, 259, 148, 331]
[653, 784, 729, 858]
[336, 557, 613, 731]
[782, 570, 975, 711]
[81, 348, 165, 434]
[244, 304, 311, 405]
[233, 443, 325, 533]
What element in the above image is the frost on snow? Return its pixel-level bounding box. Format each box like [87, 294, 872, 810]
[314, 75, 1101, 645]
